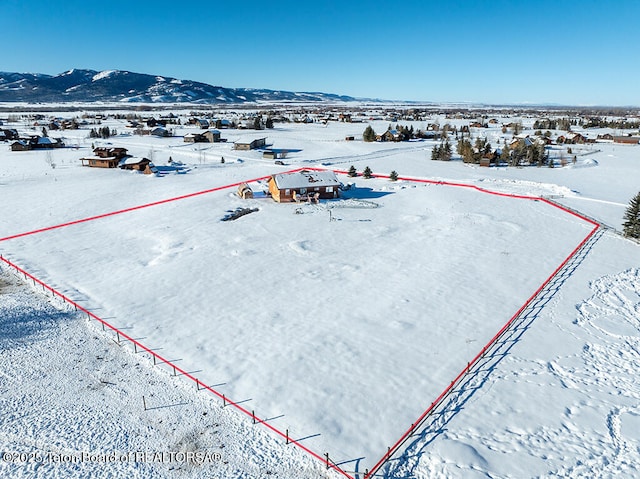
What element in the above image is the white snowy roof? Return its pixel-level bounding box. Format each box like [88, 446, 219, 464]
[272, 170, 339, 189]
[118, 156, 149, 166]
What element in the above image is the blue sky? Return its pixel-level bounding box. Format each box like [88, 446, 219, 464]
[2, 0, 639, 105]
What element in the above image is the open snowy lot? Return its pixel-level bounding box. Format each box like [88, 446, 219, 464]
[1, 112, 640, 478]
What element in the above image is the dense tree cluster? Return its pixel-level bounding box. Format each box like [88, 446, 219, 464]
[509, 138, 548, 167]
[582, 117, 640, 129]
[456, 137, 491, 164]
[89, 126, 116, 139]
[532, 118, 576, 131]
[431, 140, 453, 161]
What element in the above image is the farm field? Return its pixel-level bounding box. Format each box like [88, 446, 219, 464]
[1, 111, 640, 478]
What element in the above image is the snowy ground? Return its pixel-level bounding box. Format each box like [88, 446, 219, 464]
[1, 112, 639, 478]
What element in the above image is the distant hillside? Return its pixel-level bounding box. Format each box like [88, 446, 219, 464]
[0, 69, 359, 104]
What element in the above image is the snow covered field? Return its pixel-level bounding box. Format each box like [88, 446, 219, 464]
[1, 111, 639, 478]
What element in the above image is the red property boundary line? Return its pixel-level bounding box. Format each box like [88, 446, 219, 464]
[0, 168, 601, 478]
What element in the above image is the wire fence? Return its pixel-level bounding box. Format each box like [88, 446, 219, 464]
[0, 254, 353, 478]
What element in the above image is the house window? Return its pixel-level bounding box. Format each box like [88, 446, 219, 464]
[300, 188, 307, 194]
[285, 189, 290, 196]
[326, 186, 333, 193]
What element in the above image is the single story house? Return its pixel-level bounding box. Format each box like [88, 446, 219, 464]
[263, 149, 288, 159]
[119, 156, 153, 174]
[1, 129, 19, 141]
[151, 127, 171, 137]
[10, 140, 31, 151]
[613, 136, 640, 145]
[184, 129, 222, 143]
[203, 129, 221, 143]
[32, 136, 65, 149]
[268, 170, 340, 203]
[80, 156, 121, 168]
[377, 129, 403, 142]
[234, 137, 266, 150]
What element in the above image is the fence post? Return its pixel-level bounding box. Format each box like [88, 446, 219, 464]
[325, 452, 330, 469]
[286, 429, 289, 444]
[142, 396, 147, 411]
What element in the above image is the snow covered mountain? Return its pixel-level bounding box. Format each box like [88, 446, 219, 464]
[0, 69, 359, 104]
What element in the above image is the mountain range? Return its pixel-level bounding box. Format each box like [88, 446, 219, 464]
[0, 69, 360, 104]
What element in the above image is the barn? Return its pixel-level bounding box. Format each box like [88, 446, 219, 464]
[268, 170, 340, 203]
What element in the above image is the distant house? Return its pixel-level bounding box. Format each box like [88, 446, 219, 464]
[10, 140, 31, 151]
[196, 119, 210, 129]
[80, 156, 120, 168]
[1, 129, 19, 141]
[234, 137, 266, 150]
[151, 127, 171, 137]
[119, 156, 153, 174]
[80, 147, 129, 168]
[263, 149, 288, 159]
[184, 132, 205, 143]
[146, 118, 167, 128]
[268, 170, 340, 203]
[377, 129, 402, 142]
[596, 133, 614, 142]
[95, 147, 129, 159]
[613, 135, 640, 145]
[32, 136, 64, 149]
[184, 129, 222, 143]
[203, 130, 221, 143]
[9, 135, 64, 151]
[564, 132, 586, 144]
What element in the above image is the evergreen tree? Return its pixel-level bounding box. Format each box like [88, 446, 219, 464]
[431, 144, 441, 161]
[457, 138, 474, 163]
[389, 170, 399, 181]
[442, 139, 452, 161]
[363, 166, 372, 179]
[500, 144, 511, 164]
[265, 117, 274, 129]
[363, 125, 377, 142]
[623, 191, 640, 239]
[348, 165, 357, 177]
